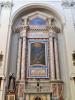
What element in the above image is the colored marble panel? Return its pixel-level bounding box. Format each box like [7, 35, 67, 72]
[18, 83, 24, 99]
[28, 67, 48, 78]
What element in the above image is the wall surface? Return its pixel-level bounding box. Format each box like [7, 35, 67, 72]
[0, 0, 75, 100]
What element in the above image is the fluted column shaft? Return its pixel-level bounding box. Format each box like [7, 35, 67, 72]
[49, 34, 55, 80]
[54, 37, 60, 80]
[16, 37, 22, 81]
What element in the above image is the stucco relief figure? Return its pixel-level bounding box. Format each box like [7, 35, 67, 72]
[8, 73, 16, 92]
[30, 42, 45, 65]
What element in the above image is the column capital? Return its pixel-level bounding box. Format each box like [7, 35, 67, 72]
[48, 17, 56, 27]
[14, 25, 28, 38]
[62, 0, 75, 8]
[15, 25, 28, 33]
[1, 1, 13, 8]
[48, 17, 60, 33]
[20, 27, 27, 38]
[48, 26, 60, 33]
[14, 17, 28, 35]
[21, 17, 28, 25]
[0, 2, 3, 7]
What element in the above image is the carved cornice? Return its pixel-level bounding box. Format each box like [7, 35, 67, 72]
[47, 17, 60, 33]
[30, 28, 46, 31]
[14, 25, 28, 33]
[62, 1, 75, 8]
[28, 25, 48, 31]
[48, 25, 60, 33]
[0, 1, 13, 8]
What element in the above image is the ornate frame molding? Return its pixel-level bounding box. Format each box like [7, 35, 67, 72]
[27, 39, 49, 78]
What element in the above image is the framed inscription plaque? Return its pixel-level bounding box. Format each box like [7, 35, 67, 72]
[28, 66, 48, 78]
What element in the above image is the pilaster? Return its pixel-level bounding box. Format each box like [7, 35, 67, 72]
[16, 18, 28, 100]
[48, 17, 60, 80]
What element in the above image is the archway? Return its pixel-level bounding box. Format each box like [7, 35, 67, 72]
[11, 3, 64, 27]
[8, 3, 64, 100]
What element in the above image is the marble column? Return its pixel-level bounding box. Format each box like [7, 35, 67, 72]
[48, 18, 55, 80]
[16, 18, 27, 81]
[21, 18, 27, 80]
[16, 37, 22, 81]
[21, 33, 26, 80]
[49, 33, 55, 80]
[54, 37, 60, 80]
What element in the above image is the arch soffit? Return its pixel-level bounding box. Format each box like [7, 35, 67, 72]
[11, 3, 65, 27]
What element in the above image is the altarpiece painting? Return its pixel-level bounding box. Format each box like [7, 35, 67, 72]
[27, 40, 48, 78]
[30, 42, 45, 65]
